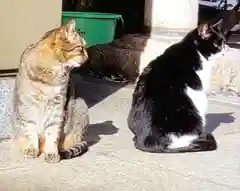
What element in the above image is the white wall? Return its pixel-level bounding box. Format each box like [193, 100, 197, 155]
[0, 0, 62, 70]
[144, 0, 199, 30]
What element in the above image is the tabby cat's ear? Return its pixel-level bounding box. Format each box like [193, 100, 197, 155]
[63, 19, 76, 37]
[198, 23, 211, 40]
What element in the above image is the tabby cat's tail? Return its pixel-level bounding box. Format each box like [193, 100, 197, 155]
[39, 135, 88, 160]
[59, 141, 88, 160]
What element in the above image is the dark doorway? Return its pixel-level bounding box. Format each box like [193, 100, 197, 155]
[62, 0, 146, 36]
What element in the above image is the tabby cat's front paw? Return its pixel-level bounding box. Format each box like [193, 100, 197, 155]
[44, 153, 60, 163]
[24, 147, 39, 159]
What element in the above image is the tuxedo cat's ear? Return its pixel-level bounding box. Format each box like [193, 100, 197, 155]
[210, 19, 223, 31]
[198, 24, 211, 40]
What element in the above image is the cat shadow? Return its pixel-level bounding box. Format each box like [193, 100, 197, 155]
[206, 112, 235, 133]
[71, 73, 126, 108]
[85, 120, 119, 146]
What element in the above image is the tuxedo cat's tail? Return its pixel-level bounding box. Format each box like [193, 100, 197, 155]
[59, 141, 88, 160]
[135, 133, 217, 153]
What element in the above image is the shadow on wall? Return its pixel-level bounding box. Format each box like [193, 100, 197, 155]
[68, 2, 153, 108]
[206, 112, 235, 133]
[62, 0, 154, 85]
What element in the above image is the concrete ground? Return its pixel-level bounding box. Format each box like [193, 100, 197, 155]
[0, 76, 240, 191]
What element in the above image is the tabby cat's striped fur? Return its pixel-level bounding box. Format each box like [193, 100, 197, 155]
[12, 19, 89, 163]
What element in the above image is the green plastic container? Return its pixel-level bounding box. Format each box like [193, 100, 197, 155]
[62, 11, 122, 47]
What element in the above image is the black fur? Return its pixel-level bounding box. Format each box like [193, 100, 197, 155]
[127, 20, 226, 153]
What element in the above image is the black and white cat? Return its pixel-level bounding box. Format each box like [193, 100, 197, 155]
[127, 19, 226, 153]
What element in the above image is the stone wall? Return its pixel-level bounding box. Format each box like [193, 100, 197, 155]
[144, 0, 199, 32]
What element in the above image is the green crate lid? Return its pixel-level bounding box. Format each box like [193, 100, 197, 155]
[62, 11, 122, 20]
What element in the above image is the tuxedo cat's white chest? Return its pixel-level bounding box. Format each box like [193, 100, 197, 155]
[185, 51, 212, 125]
[196, 51, 213, 91]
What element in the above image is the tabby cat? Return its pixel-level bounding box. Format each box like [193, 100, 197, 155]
[127, 19, 227, 153]
[11, 19, 89, 163]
